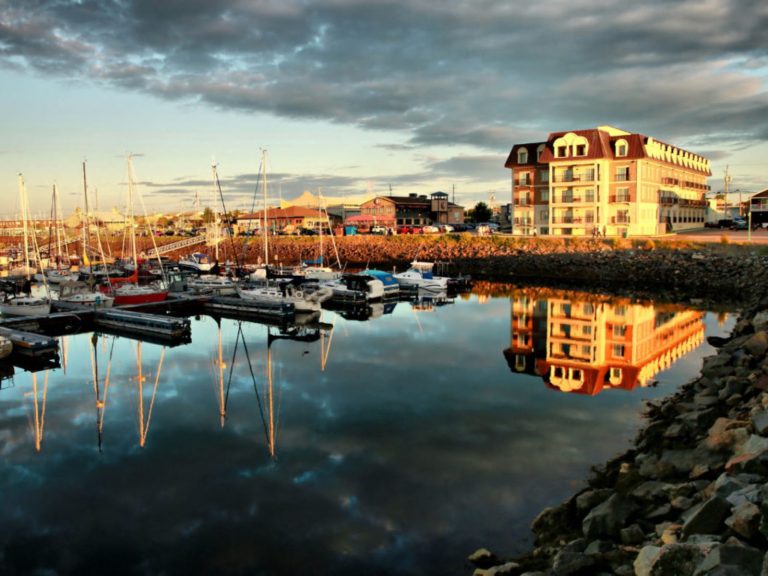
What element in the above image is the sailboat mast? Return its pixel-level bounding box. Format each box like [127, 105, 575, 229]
[262, 150, 269, 265]
[127, 156, 138, 267]
[53, 184, 63, 268]
[82, 162, 89, 266]
[19, 174, 30, 279]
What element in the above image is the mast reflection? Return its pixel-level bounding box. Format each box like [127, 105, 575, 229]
[504, 289, 705, 394]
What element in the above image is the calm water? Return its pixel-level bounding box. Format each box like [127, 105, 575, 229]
[0, 285, 734, 576]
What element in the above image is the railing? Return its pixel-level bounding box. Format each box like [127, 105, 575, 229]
[513, 197, 531, 206]
[552, 172, 595, 183]
[611, 216, 630, 224]
[556, 196, 583, 204]
[552, 216, 583, 224]
[610, 195, 632, 203]
[615, 173, 630, 182]
[145, 235, 207, 258]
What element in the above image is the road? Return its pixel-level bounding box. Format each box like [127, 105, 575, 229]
[673, 228, 768, 245]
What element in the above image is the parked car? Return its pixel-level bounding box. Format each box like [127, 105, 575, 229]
[730, 218, 748, 230]
[370, 225, 388, 235]
[421, 225, 440, 234]
[438, 224, 454, 233]
[717, 219, 734, 229]
[294, 227, 317, 236]
[397, 225, 423, 234]
[452, 223, 475, 232]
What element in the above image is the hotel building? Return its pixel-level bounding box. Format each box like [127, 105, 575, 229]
[504, 126, 711, 236]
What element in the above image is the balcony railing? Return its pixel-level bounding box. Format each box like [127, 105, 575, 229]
[615, 173, 630, 182]
[551, 216, 583, 224]
[556, 196, 583, 204]
[611, 216, 630, 224]
[610, 194, 632, 203]
[513, 197, 531, 206]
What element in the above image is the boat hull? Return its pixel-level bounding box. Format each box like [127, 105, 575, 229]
[113, 291, 169, 306]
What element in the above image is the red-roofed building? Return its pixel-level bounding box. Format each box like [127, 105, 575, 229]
[505, 125, 711, 236]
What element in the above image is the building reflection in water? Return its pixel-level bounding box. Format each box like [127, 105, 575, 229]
[503, 289, 705, 395]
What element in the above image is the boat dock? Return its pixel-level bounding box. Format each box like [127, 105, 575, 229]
[94, 309, 192, 340]
[0, 326, 59, 358]
[204, 296, 295, 321]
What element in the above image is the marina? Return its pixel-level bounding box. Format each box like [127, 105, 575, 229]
[0, 283, 736, 575]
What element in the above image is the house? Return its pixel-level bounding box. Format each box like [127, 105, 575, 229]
[356, 192, 464, 228]
[505, 125, 711, 236]
[236, 206, 341, 234]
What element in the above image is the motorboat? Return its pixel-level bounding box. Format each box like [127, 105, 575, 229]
[322, 274, 385, 303]
[34, 269, 80, 284]
[178, 252, 214, 274]
[188, 274, 237, 296]
[361, 269, 399, 295]
[393, 261, 449, 291]
[0, 296, 52, 316]
[236, 281, 332, 313]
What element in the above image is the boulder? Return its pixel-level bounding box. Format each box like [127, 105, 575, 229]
[468, 548, 499, 569]
[752, 410, 768, 436]
[694, 543, 764, 576]
[645, 543, 713, 576]
[575, 488, 613, 514]
[751, 310, 768, 332]
[582, 494, 637, 539]
[473, 561, 520, 576]
[724, 501, 761, 540]
[634, 545, 661, 576]
[681, 496, 731, 538]
[744, 332, 768, 358]
[620, 523, 645, 545]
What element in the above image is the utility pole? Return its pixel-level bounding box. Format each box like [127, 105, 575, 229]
[724, 165, 732, 218]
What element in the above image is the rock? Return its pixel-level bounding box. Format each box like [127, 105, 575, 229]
[744, 332, 768, 358]
[704, 418, 750, 453]
[647, 543, 713, 576]
[703, 354, 732, 378]
[752, 410, 768, 436]
[582, 494, 637, 539]
[468, 548, 499, 568]
[694, 543, 764, 576]
[552, 548, 594, 575]
[724, 501, 761, 540]
[620, 523, 645, 545]
[661, 523, 682, 545]
[751, 310, 768, 332]
[473, 561, 520, 576]
[681, 496, 731, 538]
[634, 545, 661, 576]
[575, 488, 613, 514]
[762, 552, 768, 576]
[583, 539, 613, 556]
[631, 481, 671, 501]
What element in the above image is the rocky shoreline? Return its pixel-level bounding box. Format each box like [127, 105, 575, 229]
[467, 253, 768, 574]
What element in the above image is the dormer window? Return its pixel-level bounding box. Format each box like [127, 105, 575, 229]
[537, 144, 545, 162]
[615, 139, 628, 157]
[556, 146, 567, 158]
[517, 148, 528, 164]
[575, 144, 586, 156]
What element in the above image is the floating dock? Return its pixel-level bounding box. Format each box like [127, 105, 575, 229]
[94, 309, 192, 340]
[0, 326, 60, 358]
[204, 296, 295, 321]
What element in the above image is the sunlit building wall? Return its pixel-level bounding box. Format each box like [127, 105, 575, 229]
[505, 126, 711, 237]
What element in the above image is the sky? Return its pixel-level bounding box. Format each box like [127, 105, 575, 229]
[0, 0, 767, 218]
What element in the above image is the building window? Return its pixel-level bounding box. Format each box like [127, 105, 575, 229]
[518, 172, 530, 186]
[539, 170, 549, 183]
[616, 187, 630, 202]
[518, 148, 528, 164]
[541, 191, 549, 202]
[616, 140, 628, 157]
[613, 324, 626, 337]
[556, 145, 567, 158]
[537, 145, 545, 162]
[612, 344, 625, 357]
[615, 167, 630, 181]
[585, 189, 595, 202]
[575, 144, 586, 156]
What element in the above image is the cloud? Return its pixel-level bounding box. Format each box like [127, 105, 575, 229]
[0, 0, 766, 158]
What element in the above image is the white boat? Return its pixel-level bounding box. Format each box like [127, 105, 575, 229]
[35, 269, 80, 284]
[0, 335, 11, 359]
[188, 274, 237, 296]
[58, 281, 114, 308]
[236, 282, 332, 313]
[361, 269, 400, 295]
[0, 296, 51, 316]
[178, 253, 214, 273]
[323, 274, 385, 302]
[393, 261, 449, 290]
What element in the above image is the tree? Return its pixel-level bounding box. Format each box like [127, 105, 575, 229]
[202, 207, 215, 223]
[472, 201, 492, 223]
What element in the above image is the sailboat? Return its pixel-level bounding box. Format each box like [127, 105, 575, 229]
[59, 162, 115, 308]
[237, 151, 332, 312]
[109, 156, 168, 306]
[34, 184, 78, 284]
[0, 174, 52, 317]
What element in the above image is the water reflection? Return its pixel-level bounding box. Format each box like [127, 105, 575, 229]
[0, 285, 734, 576]
[504, 288, 705, 394]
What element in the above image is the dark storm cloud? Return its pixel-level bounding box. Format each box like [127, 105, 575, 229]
[3, 0, 765, 155]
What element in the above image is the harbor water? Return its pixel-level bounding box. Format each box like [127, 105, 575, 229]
[0, 285, 735, 575]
